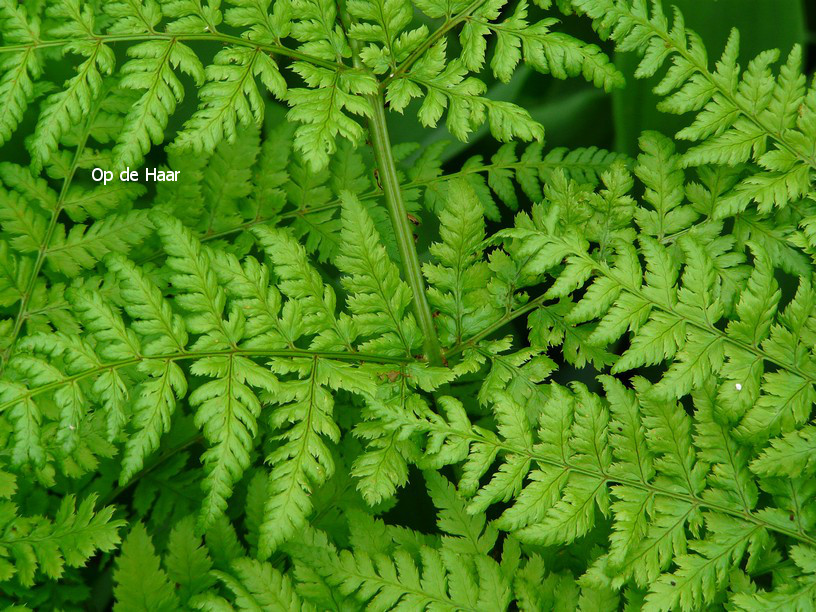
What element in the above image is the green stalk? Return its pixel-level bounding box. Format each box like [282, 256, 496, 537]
[366, 93, 444, 366]
[0, 33, 341, 70]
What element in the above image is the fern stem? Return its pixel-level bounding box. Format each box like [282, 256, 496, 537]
[447, 293, 551, 357]
[0, 33, 342, 71]
[99, 434, 204, 506]
[0, 89, 106, 374]
[0, 348, 410, 414]
[366, 92, 444, 366]
[150, 151, 621, 256]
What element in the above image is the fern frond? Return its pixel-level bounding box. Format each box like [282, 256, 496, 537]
[197, 127, 261, 234]
[399, 41, 545, 144]
[751, 426, 816, 479]
[465, 0, 622, 89]
[501, 207, 816, 443]
[0, 1, 42, 148]
[634, 131, 695, 240]
[732, 544, 816, 610]
[163, 0, 223, 34]
[156, 215, 279, 528]
[348, 0, 425, 74]
[573, 0, 816, 214]
[287, 64, 377, 171]
[292, 527, 513, 610]
[252, 225, 356, 349]
[173, 47, 286, 155]
[163, 516, 215, 604]
[224, 0, 288, 44]
[2, 1, 815, 606]
[260, 357, 346, 556]
[45, 211, 153, 277]
[0, 189, 47, 254]
[366, 379, 816, 608]
[114, 40, 204, 167]
[104, 0, 162, 35]
[28, 2, 114, 172]
[423, 179, 495, 346]
[191, 353, 278, 530]
[0, 493, 123, 587]
[114, 522, 180, 611]
[212, 557, 315, 611]
[337, 193, 422, 356]
[424, 471, 498, 556]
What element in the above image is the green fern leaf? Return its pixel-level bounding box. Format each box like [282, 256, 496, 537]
[337, 192, 421, 356]
[174, 47, 286, 154]
[0, 1, 42, 147]
[114, 522, 180, 612]
[1, 493, 123, 587]
[114, 40, 205, 167]
[213, 557, 315, 610]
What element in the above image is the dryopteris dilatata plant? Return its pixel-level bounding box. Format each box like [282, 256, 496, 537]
[1, 0, 816, 609]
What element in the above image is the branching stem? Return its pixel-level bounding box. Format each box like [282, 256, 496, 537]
[0, 347, 409, 414]
[366, 92, 444, 366]
[382, 0, 488, 88]
[446, 293, 551, 357]
[0, 89, 106, 374]
[0, 32, 341, 70]
[138, 151, 621, 260]
[100, 434, 204, 506]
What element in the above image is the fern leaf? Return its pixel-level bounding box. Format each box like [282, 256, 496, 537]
[2, 494, 123, 587]
[0, 189, 47, 253]
[393, 40, 544, 144]
[174, 47, 286, 154]
[732, 544, 816, 610]
[104, 0, 162, 34]
[634, 131, 696, 240]
[164, 0, 223, 33]
[308, 540, 512, 610]
[348, 0, 424, 74]
[0, 1, 42, 147]
[114, 40, 205, 167]
[470, 0, 623, 90]
[106, 252, 190, 481]
[213, 557, 315, 610]
[156, 215, 278, 527]
[29, 1, 114, 171]
[122, 359, 188, 484]
[337, 192, 421, 356]
[0, 381, 45, 467]
[197, 127, 260, 234]
[164, 516, 216, 604]
[253, 225, 356, 349]
[287, 64, 377, 171]
[751, 426, 816, 479]
[225, 0, 291, 44]
[113, 523, 180, 612]
[423, 179, 495, 346]
[45, 211, 153, 277]
[643, 515, 768, 612]
[425, 471, 497, 556]
[260, 357, 373, 556]
[573, 0, 816, 214]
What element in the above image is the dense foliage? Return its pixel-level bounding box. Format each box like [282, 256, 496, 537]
[1, 0, 815, 609]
